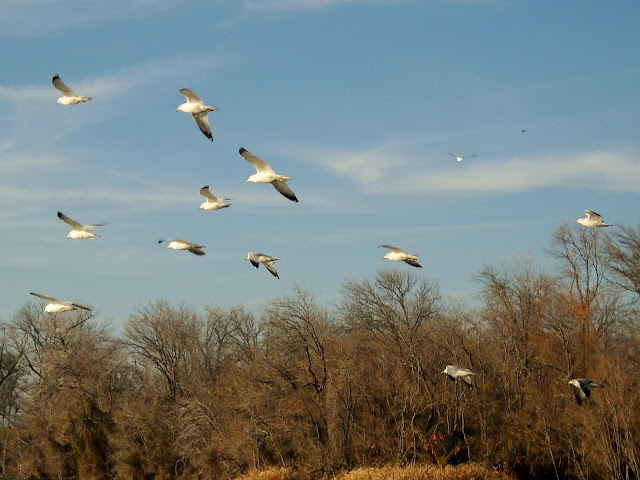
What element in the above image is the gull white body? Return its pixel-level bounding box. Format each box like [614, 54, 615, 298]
[52, 74, 91, 105]
[199, 185, 231, 210]
[378, 245, 422, 268]
[442, 365, 477, 385]
[238, 148, 298, 202]
[57, 211, 107, 240]
[176, 88, 218, 141]
[246, 252, 280, 279]
[577, 210, 612, 228]
[30, 292, 91, 313]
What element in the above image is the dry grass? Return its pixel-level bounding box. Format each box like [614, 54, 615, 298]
[232, 465, 511, 480]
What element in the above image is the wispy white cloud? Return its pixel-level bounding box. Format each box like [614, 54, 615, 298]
[296, 141, 640, 194]
[0, 0, 174, 38]
[243, 0, 392, 12]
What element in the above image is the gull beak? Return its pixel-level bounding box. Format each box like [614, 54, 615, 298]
[245, 180, 250, 183]
[175, 108, 179, 112]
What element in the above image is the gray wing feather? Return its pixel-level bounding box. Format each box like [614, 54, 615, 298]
[272, 181, 298, 202]
[404, 259, 422, 268]
[179, 88, 203, 103]
[52, 75, 76, 96]
[193, 112, 213, 141]
[238, 148, 274, 173]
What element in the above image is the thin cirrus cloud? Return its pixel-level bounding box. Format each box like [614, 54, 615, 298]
[243, 0, 392, 11]
[297, 142, 640, 194]
[0, 0, 175, 38]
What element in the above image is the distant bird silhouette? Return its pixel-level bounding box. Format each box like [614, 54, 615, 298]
[568, 378, 604, 405]
[442, 365, 477, 386]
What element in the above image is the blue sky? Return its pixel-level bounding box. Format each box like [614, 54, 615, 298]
[1, 1, 639, 324]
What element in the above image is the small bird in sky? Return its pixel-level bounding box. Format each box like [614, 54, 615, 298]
[176, 88, 218, 141]
[158, 238, 206, 256]
[52, 74, 92, 105]
[449, 153, 477, 162]
[246, 252, 280, 279]
[30, 292, 91, 313]
[378, 245, 422, 268]
[576, 210, 612, 228]
[238, 147, 298, 202]
[57, 211, 108, 239]
[199, 185, 231, 210]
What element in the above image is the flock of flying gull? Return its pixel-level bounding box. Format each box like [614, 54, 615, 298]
[28, 74, 612, 404]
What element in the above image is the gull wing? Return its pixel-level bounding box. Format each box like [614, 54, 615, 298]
[187, 246, 206, 256]
[52, 74, 76, 96]
[239, 148, 275, 174]
[460, 375, 473, 385]
[272, 180, 298, 202]
[83, 222, 109, 232]
[192, 112, 213, 141]
[200, 185, 219, 202]
[378, 245, 407, 254]
[57, 211, 84, 230]
[585, 210, 603, 221]
[30, 292, 61, 304]
[70, 302, 91, 311]
[179, 88, 204, 104]
[449, 153, 462, 160]
[403, 259, 422, 268]
[264, 261, 279, 279]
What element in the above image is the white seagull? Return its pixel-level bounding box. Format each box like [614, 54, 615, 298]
[576, 210, 612, 228]
[158, 238, 206, 256]
[378, 245, 422, 268]
[52, 74, 92, 105]
[442, 365, 477, 386]
[30, 292, 91, 313]
[199, 185, 231, 210]
[57, 211, 108, 239]
[449, 153, 476, 162]
[238, 148, 298, 202]
[246, 252, 280, 279]
[568, 378, 604, 405]
[176, 88, 218, 141]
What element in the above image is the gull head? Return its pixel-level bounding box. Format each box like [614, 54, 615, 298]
[199, 202, 206, 210]
[176, 104, 186, 113]
[576, 218, 586, 226]
[382, 253, 391, 260]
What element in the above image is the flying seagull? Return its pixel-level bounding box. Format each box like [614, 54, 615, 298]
[378, 245, 422, 268]
[442, 365, 477, 386]
[57, 211, 108, 239]
[30, 292, 91, 313]
[158, 238, 206, 256]
[449, 153, 477, 162]
[176, 88, 218, 141]
[246, 252, 280, 279]
[521, 129, 527, 133]
[576, 210, 612, 228]
[568, 378, 604, 405]
[238, 148, 298, 202]
[199, 185, 231, 210]
[51, 74, 92, 105]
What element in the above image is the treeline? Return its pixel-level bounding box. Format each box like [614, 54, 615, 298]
[1, 223, 640, 480]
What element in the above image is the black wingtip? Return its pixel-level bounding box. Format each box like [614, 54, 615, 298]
[239, 147, 247, 154]
[202, 185, 209, 189]
[52, 74, 59, 82]
[57, 211, 63, 218]
[157, 239, 164, 244]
